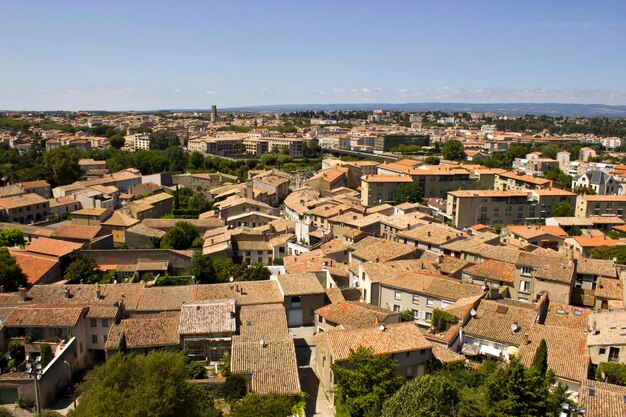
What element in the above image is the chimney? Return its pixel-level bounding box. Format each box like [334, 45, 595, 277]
[64, 287, 71, 299]
[18, 286, 27, 302]
[96, 284, 102, 300]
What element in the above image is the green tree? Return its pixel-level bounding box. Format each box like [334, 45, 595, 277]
[239, 264, 271, 281]
[596, 362, 626, 386]
[332, 346, 403, 417]
[442, 139, 465, 161]
[149, 131, 180, 150]
[425, 156, 440, 165]
[392, 183, 423, 204]
[382, 374, 460, 417]
[530, 339, 548, 377]
[109, 134, 125, 149]
[189, 151, 204, 169]
[67, 352, 218, 417]
[165, 146, 187, 172]
[592, 245, 626, 263]
[39, 343, 53, 368]
[187, 361, 207, 380]
[230, 394, 294, 417]
[117, 333, 127, 354]
[43, 146, 82, 186]
[160, 222, 200, 250]
[0, 247, 27, 291]
[551, 201, 574, 217]
[0, 228, 25, 247]
[218, 374, 247, 403]
[400, 310, 414, 322]
[8, 340, 25, 366]
[64, 252, 101, 284]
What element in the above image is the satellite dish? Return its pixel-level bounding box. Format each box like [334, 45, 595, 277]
[379, 324, 386, 332]
[229, 276, 234, 282]
[470, 309, 476, 317]
[511, 323, 519, 332]
[612, 257, 617, 262]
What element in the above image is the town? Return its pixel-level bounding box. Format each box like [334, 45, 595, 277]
[0, 107, 625, 416]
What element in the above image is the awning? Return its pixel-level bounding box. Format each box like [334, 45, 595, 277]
[479, 344, 502, 358]
[461, 343, 480, 356]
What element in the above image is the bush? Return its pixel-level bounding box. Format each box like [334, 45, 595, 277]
[8, 341, 25, 366]
[218, 374, 247, 403]
[17, 397, 34, 409]
[40, 343, 53, 368]
[596, 362, 626, 386]
[217, 353, 231, 377]
[187, 361, 207, 380]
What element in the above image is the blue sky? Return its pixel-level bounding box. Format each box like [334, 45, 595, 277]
[1, 0, 626, 110]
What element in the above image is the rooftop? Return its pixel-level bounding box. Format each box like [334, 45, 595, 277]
[315, 321, 432, 362]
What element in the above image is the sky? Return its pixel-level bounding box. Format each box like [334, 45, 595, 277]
[1, 0, 626, 110]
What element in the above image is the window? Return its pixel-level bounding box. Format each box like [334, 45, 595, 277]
[599, 348, 607, 355]
[412, 309, 419, 319]
[101, 319, 109, 327]
[412, 294, 420, 304]
[91, 335, 98, 344]
[426, 298, 434, 307]
[393, 305, 401, 312]
[425, 312, 433, 321]
[291, 296, 301, 308]
[394, 291, 401, 300]
[521, 266, 532, 276]
[609, 347, 621, 362]
[519, 280, 531, 293]
[90, 318, 97, 328]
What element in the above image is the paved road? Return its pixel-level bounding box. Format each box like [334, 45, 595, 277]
[289, 326, 334, 417]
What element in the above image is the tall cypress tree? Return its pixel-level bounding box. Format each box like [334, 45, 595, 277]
[530, 339, 548, 377]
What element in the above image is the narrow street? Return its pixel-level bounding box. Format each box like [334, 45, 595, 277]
[289, 327, 334, 417]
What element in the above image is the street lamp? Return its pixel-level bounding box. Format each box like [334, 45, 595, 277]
[26, 360, 42, 416]
[63, 360, 77, 409]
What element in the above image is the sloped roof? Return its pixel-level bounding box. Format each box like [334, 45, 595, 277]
[315, 321, 432, 361]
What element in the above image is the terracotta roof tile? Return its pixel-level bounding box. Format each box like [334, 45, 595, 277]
[315, 321, 432, 362]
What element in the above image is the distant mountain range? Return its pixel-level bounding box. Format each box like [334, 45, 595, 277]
[217, 102, 626, 117]
[5, 102, 626, 117]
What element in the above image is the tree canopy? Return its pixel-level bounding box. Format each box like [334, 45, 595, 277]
[190, 254, 271, 284]
[229, 393, 295, 417]
[332, 346, 403, 417]
[442, 139, 465, 161]
[383, 357, 568, 417]
[42, 146, 82, 186]
[0, 228, 25, 247]
[392, 183, 423, 204]
[67, 352, 218, 417]
[0, 247, 27, 291]
[64, 252, 104, 284]
[551, 201, 574, 217]
[591, 245, 626, 263]
[160, 222, 201, 250]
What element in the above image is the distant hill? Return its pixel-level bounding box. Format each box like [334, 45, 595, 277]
[219, 102, 626, 117]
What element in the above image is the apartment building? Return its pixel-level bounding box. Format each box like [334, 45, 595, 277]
[446, 188, 575, 228]
[242, 137, 269, 156]
[360, 174, 414, 206]
[379, 271, 484, 328]
[188, 136, 243, 156]
[576, 194, 626, 219]
[446, 190, 529, 227]
[0, 193, 50, 224]
[494, 171, 552, 191]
